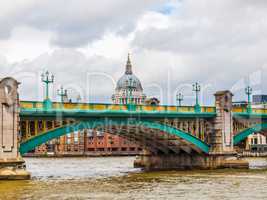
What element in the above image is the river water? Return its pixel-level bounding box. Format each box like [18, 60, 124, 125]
[1, 157, 267, 200]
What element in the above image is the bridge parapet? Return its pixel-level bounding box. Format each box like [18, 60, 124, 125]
[19, 101, 216, 112]
[20, 101, 267, 116]
[233, 107, 267, 114]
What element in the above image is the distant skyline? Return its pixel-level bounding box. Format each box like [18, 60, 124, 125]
[0, 0, 267, 105]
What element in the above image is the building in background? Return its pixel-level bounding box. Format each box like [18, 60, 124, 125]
[112, 54, 146, 105]
[245, 133, 267, 153]
[252, 94, 267, 109]
[32, 130, 142, 156]
[241, 94, 267, 153]
[33, 129, 141, 156]
[253, 95, 267, 104]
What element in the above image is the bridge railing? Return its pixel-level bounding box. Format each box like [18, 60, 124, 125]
[233, 107, 267, 115]
[19, 101, 216, 113]
[20, 101, 267, 116]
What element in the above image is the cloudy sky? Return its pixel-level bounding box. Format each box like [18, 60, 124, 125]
[0, 0, 267, 105]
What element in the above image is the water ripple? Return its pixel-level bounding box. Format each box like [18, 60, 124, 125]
[1, 157, 267, 200]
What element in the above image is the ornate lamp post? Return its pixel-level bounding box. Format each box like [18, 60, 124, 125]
[193, 82, 201, 112]
[41, 71, 54, 100]
[176, 93, 184, 107]
[57, 86, 67, 108]
[41, 71, 54, 110]
[245, 86, 252, 113]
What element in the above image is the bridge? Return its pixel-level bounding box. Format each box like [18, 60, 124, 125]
[1, 77, 267, 179]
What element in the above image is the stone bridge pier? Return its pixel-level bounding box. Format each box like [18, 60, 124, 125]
[0, 77, 30, 180]
[134, 91, 248, 170]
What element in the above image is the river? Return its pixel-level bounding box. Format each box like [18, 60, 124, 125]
[1, 157, 267, 200]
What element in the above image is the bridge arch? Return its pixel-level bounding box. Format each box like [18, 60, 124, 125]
[19, 119, 210, 155]
[234, 123, 267, 145]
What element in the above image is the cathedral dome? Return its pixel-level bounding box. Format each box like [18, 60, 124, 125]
[116, 74, 143, 91]
[115, 54, 143, 92]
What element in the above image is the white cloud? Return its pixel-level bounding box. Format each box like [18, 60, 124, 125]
[1, 0, 267, 105]
[0, 49, 121, 102]
[0, 26, 52, 62]
[0, 0, 165, 47]
[131, 0, 267, 103]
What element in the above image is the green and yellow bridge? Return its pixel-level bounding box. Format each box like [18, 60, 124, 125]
[1, 77, 267, 172]
[17, 92, 267, 170]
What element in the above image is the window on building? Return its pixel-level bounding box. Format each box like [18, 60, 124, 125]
[98, 136, 104, 140]
[96, 131, 105, 137]
[87, 148, 95, 152]
[66, 133, 71, 145]
[74, 131, 79, 144]
[254, 138, 258, 145]
[87, 129, 94, 137]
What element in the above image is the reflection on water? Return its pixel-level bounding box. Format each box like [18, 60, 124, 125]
[1, 157, 267, 200]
